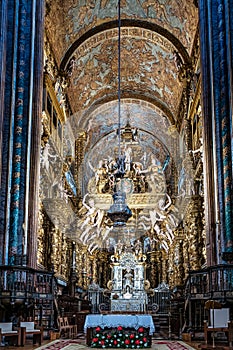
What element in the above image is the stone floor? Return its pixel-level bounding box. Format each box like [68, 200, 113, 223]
[1, 332, 231, 350]
[0, 336, 204, 350]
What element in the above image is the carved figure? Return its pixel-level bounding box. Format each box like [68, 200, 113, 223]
[140, 151, 147, 167]
[41, 143, 57, 171]
[158, 193, 172, 213]
[138, 154, 165, 192]
[80, 194, 97, 229]
[189, 137, 203, 158]
[132, 162, 144, 177]
[88, 160, 107, 191]
[134, 239, 142, 255]
[123, 271, 133, 289]
[78, 194, 104, 244]
[144, 237, 151, 253]
[124, 147, 132, 173]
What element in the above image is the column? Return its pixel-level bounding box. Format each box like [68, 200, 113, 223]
[0, 0, 44, 267]
[199, 0, 233, 264]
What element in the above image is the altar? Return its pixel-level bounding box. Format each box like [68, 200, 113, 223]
[109, 241, 148, 313]
[85, 241, 154, 348]
[84, 314, 155, 347]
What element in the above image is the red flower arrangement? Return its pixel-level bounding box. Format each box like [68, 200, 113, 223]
[91, 326, 151, 348]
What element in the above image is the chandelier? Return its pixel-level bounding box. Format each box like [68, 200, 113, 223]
[107, 0, 132, 227]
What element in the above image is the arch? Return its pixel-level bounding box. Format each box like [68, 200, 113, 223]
[60, 19, 191, 71]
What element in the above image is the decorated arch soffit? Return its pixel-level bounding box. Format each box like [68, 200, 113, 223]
[65, 27, 184, 118]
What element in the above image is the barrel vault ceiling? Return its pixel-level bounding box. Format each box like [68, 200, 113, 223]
[44, 0, 199, 250]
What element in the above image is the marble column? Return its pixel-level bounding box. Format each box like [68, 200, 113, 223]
[0, 0, 44, 267]
[199, 0, 233, 264]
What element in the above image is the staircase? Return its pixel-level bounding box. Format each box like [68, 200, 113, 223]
[153, 314, 178, 340]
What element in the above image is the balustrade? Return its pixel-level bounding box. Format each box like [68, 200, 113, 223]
[186, 264, 233, 300]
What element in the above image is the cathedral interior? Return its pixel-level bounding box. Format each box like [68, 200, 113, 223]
[1, 0, 233, 345]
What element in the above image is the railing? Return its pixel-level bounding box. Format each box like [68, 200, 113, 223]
[148, 291, 171, 314]
[185, 264, 233, 301]
[0, 265, 54, 305]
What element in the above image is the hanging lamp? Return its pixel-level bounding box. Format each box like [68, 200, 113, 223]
[107, 0, 132, 227]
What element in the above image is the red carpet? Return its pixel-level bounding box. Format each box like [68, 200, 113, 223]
[35, 339, 85, 349]
[154, 340, 195, 349]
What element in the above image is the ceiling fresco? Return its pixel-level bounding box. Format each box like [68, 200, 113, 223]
[66, 28, 183, 117]
[44, 0, 199, 251]
[72, 100, 180, 192]
[76, 101, 173, 151]
[45, 0, 198, 65]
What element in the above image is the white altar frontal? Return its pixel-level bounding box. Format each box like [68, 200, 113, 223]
[84, 314, 155, 334]
[109, 242, 148, 313]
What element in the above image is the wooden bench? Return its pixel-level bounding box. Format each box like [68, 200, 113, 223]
[20, 321, 43, 346]
[0, 322, 21, 346]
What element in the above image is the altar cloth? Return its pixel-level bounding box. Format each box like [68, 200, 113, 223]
[84, 314, 155, 335]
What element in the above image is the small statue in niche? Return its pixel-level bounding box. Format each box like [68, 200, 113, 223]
[123, 271, 133, 290]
